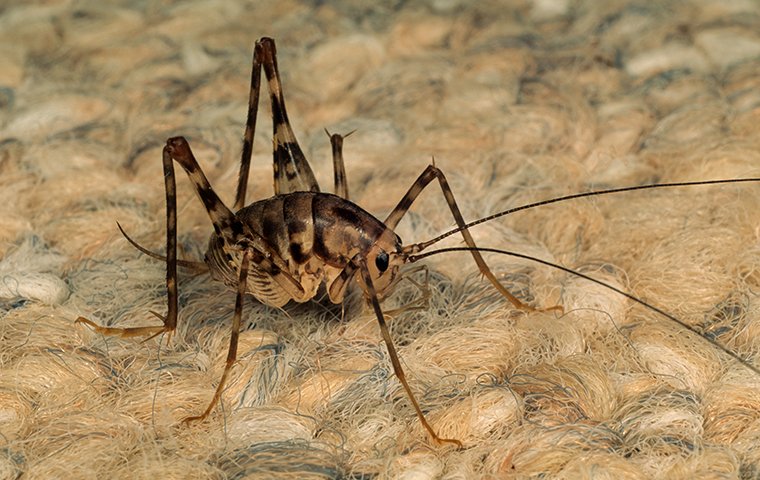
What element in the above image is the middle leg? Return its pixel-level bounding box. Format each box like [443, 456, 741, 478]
[182, 249, 253, 423]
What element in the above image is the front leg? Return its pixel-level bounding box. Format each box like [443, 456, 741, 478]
[389, 164, 562, 313]
[357, 257, 462, 448]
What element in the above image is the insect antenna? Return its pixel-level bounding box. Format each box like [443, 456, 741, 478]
[410, 177, 760, 253]
[408, 245, 760, 377]
[116, 221, 209, 274]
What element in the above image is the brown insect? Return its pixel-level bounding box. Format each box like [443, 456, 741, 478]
[76, 37, 760, 448]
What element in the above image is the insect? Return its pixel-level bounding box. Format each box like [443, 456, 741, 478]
[76, 37, 760, 448]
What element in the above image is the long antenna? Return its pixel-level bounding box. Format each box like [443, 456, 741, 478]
[409, 245, 760, 377]
[414, 178, 760, 251]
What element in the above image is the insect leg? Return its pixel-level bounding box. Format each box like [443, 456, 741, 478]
[357, 257, 462, 448]
[166, 137, 307, 298]
[234, 39, 265, 211]
[183, 249, 253, 423]
[75, 141, 183, 338]
[235, 37, 320, 208]
[389, 165, 559, 312]
[256, 37, 320, 195]
[325, 128, 351, 200]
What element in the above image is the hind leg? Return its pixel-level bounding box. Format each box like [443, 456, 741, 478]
[234, 37, 320, 211]
[76, 142, 182, 339]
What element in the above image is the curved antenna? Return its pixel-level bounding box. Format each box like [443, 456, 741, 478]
[117, 222, 209, 274]
[408, 245, 760, 377]
[412, 178, 760, 251]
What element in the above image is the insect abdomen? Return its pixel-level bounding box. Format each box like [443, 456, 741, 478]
[237, 192, 387, 268]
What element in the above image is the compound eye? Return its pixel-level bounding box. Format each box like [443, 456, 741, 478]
[375, 250, 389, 272]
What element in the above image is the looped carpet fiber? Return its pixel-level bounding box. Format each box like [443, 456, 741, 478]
[2, 0, 760, 478]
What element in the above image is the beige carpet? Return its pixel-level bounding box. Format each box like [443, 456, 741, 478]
[2, 0, 760, 478]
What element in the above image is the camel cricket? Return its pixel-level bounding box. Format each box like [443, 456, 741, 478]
[77, 37, 760, 448]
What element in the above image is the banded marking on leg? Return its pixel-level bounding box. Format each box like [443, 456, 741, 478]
[388, 164, 560, 312]
[357, 256, 462, 448]
[256, 38, 320, 195]
[234, 40, 265, 211]
[165, 137, 239, 237]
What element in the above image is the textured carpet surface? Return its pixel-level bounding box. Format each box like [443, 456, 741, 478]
[2, 0, 760, 478]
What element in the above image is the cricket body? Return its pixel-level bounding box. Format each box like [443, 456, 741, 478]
[77, 37, 543, 448]
[76, 37, 760, 448]
[205, 190, 403, 309]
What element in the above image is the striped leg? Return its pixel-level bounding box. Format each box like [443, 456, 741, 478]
[166, 137, 305, 299]
[326, 129, 352, 200]
[234, 37, 320, 211]
[183, 249, 253, 423]
[387, 165, 561, 312]
[357, 257, 461, 448]
[76, 139, 183, 339]
[77, 137, 306, 342]
[233, 38, 264, 211]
